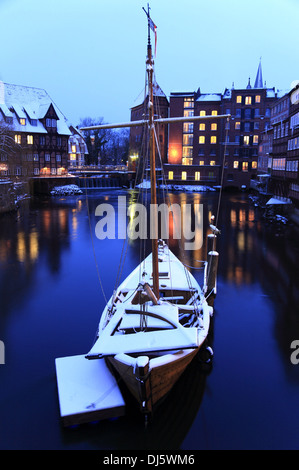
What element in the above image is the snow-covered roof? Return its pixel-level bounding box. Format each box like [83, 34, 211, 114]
[196, 93, 222, 102]
[0, 81, 71, 135]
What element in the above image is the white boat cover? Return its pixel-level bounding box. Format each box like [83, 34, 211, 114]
[86, 326, 199, 358]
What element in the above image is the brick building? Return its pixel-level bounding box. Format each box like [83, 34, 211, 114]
[129, 80, 169, 172]
[165, 62, 278, 189]
[263, 84, 299, 206]
[0, 81, 71, 178]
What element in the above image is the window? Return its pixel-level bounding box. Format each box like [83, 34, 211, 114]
[244, 109, 251, 119]
[57, 137, 62, 146]
[244, 136, 250, 146]
[168, 171, 173, 180]
[27, 135, 33, 145]
[210, 136, 217, 144]
[181, 171, 187, 181]
[31, 119, 37, 126]
[33, 153, 39, 161]
[52, 119, 57, 128]
[20, 118, 26, 126]
[183, 123, 194, 133]
[56, 154, 61, 162]
[254, 122, 259, 130]
[211, 110, 218, 116]
[244, 122, 250, 132]
[233, 161, 239, 169]
[236, 109, 241, 117]
[195, 171, 200, 181]
[199, 123, 205, 131]
[184, 110, 194, 117]
[235, 136, 240, 144]
[235, 122, 241, 130]
[184, 98, 194, 108]
[15, 134, 21, 144]
[236, 95, 242, 103]
[46, 118, 51, 127]
[182, 146, 193, 157]
[183, 134, 193, 145]
[253, 135, 259, 144]
[255, 95, 261, 103]
[210, 160, 216, 166]
[199, 160, 204, 166]
[254, 108, 260, 118]
[252, 161, 257, 169]
[34, 168, 40, 175]
[245, 96, 252, 105]
[199, 110, 206, 116]
[45, 153, 50, 161]
[242, 162, 248, 172]
[199, 136, 205, 144]
[182, 157, 193, 165]
[40, 136, 45, 145]
[211, 123, 217, 131]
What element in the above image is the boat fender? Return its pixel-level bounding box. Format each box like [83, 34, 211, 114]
[198, 345, 214, 364]
[208, 306, 213, 317]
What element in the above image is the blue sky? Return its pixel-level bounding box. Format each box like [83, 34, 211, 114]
[0, 0, 298, 126]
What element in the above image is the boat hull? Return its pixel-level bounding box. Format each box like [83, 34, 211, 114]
[108, 346, 201, 413]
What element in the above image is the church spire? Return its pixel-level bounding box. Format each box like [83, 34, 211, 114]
[254, 58, 263, 88]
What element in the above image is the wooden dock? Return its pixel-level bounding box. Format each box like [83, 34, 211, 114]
[55, 354, 126, 427]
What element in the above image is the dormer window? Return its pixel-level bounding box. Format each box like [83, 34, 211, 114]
[20, 118, 26, 125]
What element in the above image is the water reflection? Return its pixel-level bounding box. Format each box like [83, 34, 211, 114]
[1, 190, 299, 449]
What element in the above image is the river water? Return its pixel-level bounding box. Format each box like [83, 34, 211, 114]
[0, 188, 299, 450]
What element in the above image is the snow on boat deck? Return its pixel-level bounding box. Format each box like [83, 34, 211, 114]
[55, 354, 125, 426]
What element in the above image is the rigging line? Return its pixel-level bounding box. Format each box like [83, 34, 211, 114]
[83, 172, 108, 304]
[204, 116, 230, 293]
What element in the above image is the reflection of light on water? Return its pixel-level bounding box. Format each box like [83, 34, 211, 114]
[17, 232, 26, 263]
[29, 231, 39, 262]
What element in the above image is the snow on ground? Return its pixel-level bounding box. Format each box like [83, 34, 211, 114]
[50, 185, 83, 196]
[136, 180, 216, 192]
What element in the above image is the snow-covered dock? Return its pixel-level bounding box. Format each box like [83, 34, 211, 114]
[55, 354, 125, 426]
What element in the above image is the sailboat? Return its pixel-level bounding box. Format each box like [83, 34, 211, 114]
[81, 6, 227, 416]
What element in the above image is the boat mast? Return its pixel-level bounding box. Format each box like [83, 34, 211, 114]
[144, 4, 159, 299]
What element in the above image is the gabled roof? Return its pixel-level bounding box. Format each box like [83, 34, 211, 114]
[132, 80, 168, 108]
[0, 81, 71, 135]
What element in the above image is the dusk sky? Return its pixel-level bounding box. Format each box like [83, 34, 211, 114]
[0, 0, 298, 127]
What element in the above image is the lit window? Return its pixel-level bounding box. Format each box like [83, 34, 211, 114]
[199, 160, 204, 166]
[182, 157, 193, 165]
[168, 171, 173, 180]
[199, 110, 206, 116]
[244, 136, 250, 145]
[210, 161, 216, 166]
[210, 136, 217, 144]
[235, 121, 241, 130]
[33, 153, 39, 161]
[252, 161, 257, 169]
[233, 161, 239, 169]
[195, 171, 200, 181]
[242, 162, 248, 172]
[236, 95, 242, 103]
[255, 95, 261, 103]
[211, 123, 217, 131]
[199, 136, 205, 144]
[181, 171, 187, 181]
[211, 110, 218, 116]
[27, 135, 33, 145]
[15, 134, 21, 144]
[20, 118, 26, 125]
[199, 123, 205, 131]
[253, 135, 259, 144]
[183, 123, 194, 133]
[245, 96, 252, 105]
[70, 154, 76, 161]
[184, 110, 194, 117]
